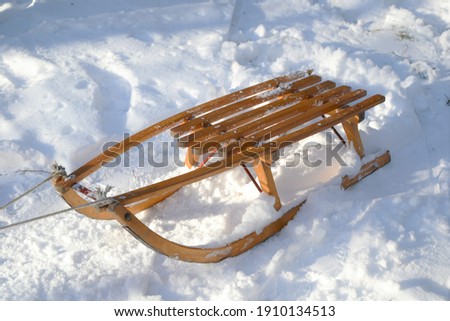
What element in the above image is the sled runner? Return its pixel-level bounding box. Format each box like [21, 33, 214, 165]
[45, 70, 390, 262]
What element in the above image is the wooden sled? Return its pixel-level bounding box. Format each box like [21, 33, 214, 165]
[52, 71, 391, 263]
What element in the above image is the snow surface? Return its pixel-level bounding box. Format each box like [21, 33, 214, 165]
[0, 0, 449, 300]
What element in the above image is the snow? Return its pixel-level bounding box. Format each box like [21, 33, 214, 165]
[0, 0, 449, 300]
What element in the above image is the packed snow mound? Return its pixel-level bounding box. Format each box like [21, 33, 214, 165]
[0, 0, 449, 300]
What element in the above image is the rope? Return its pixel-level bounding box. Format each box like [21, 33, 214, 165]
[0, 162, 67, 211]
[0, 197, 117, 231]
[0, 175, 53, 210]
[15, 169, 52, 175]
[0, 161, 117, 231]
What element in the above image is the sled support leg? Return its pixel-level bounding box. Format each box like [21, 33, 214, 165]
[342, 115, 365, 158]
[185, 147, 200, 168]
[253, 155, 282, 210]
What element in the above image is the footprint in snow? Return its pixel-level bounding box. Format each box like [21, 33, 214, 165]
[83, 64, 132, 137]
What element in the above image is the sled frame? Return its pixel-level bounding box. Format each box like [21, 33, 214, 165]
[52, 71, 391, 263]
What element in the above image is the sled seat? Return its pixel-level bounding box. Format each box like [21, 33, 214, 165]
[169, 71, 390, 208]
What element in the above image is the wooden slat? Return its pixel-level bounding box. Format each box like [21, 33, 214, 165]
[245, 89, 368, 144]
[216, 89, 367, 158]
[170, 74, 322, 137]
[177, 80, 337, 148]
[192, 86, 360, 155]
[275, 95, 386, 149]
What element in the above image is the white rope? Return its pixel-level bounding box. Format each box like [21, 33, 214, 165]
[0, 197, 117, 231]
[0, 162, 118, 231]
[1, 169, 50, 178]
[15, 169, 52, 175]
[0, 162, 66, 211]
[0, 175, 53, 210]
